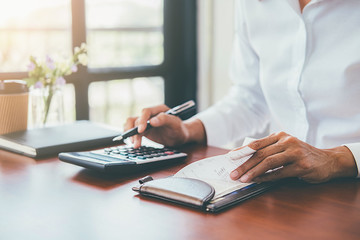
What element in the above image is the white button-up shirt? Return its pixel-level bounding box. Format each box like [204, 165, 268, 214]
[196, 0, 360, 175]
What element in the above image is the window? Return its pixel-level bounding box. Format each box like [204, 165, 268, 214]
[88, 77, 164, 126]
[0, 0, 72, 72]
[0, 0, 197, 129]
[86, 0, 164, 68]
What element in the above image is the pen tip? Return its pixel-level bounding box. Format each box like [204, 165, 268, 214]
[112, 136, 123, 141]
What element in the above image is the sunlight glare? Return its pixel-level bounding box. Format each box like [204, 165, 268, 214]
[0, 0, 63, 27]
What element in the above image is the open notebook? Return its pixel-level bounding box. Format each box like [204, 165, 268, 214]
[133, 138, 278, 212]
[174, 146, 256, 198]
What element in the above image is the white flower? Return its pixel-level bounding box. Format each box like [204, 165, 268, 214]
[78, 53, 88, 66]
[25, 43, 87, 90]
[58, 61, 69, 73]
[80, 42, 87, 50]
[74, 47, 80, 54]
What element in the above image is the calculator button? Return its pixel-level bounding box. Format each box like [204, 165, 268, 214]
[164, 151, 174, 155]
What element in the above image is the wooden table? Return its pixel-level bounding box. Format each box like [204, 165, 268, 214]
[1, 144, 360, 240]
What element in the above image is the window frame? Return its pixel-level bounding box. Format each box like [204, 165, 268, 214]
[0, 0, 197, 120]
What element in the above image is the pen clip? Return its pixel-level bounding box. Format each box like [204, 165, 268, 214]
[166, 100, 195, 115]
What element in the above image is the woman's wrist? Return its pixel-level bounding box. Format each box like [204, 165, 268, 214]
[183, 118, 207, 145]
[330, 146, 358, 178]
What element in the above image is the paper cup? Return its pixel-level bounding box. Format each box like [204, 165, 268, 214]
[0, 80, 29, 135]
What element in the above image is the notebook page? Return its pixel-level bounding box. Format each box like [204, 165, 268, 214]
[174, 146, 256, 198]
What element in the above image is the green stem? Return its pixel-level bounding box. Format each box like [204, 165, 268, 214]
[43, 87, 54, 125]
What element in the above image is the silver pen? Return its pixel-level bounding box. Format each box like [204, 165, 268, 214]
[112, 100, 196, 141]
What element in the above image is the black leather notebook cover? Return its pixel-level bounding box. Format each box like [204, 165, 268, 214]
[0, 120, 121, 158]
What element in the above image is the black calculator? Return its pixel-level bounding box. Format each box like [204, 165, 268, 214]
[58, 145, 187, 173]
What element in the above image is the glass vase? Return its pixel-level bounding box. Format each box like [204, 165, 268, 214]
[29, 85, 65, 128]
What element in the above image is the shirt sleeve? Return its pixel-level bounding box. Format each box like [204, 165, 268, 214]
[196, 1, 270, 147]
[343, 143, 360, 178]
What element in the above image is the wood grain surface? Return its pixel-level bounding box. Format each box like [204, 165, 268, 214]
[1, 144, 359, 240]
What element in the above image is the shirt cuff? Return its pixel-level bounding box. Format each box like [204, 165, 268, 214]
[343, 143, 360, 178]
[195, 110, 229, 147]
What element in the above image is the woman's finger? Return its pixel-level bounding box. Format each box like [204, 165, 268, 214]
[230, 141, 286, 180]
[253, 163, 300, 182]
[138, 105, 170, 133]
[248, 132, 288, 151]
[124, 116, 137, 131]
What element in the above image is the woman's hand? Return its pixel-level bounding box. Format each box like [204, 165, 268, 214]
[230, 132, 357, 183]
[124, 104, 206, 148]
